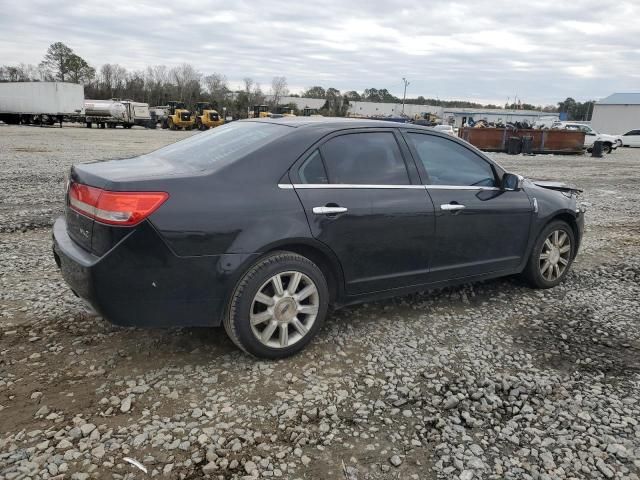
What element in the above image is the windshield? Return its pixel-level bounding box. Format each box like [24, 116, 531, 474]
[149, 121, 292, 170]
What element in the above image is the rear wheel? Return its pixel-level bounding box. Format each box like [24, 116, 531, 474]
[224, 251, 329, 359]
[602, 142, 613, 154]
[168, 117, 176, 130]
[522, 221, 575, 288]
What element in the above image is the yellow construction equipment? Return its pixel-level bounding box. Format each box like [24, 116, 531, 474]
[274, 106, 296, 117]
[194, 102, 224, 130]
[251, 105, 271, 118]
[162, 101, 195, 130]
[302, 107, 321, 117]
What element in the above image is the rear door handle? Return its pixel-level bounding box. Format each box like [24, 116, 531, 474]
[313, 206, 348, 215]
[440, 204, 465, 211]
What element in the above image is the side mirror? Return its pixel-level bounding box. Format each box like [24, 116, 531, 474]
[502, 173, 523, 191]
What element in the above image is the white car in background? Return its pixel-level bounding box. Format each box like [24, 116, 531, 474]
[433, 124, 456, 136]
[617, 129, 640, 147]
[553, 122, 619, 153]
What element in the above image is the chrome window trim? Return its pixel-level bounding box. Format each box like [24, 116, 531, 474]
[425, 185, 500, 191]
[278, 183, 500, 191]
[278, 183, 424, 189]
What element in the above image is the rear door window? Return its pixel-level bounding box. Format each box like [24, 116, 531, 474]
[407, 133, 496, 187]
[320, 132, 410, 184]
[298, 150, 328, 184]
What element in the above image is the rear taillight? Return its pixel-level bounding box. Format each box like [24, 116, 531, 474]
[68, 182, 168, 226]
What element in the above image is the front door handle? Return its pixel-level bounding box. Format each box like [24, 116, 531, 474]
[440, 203, 466, 211]
[312, 206, 348, 215]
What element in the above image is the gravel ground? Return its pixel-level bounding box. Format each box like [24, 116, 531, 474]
[1, 124, 639, 480]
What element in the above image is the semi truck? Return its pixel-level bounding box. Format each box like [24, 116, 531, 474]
[0, 82, 84, 126]
[83, 99, 153, 129]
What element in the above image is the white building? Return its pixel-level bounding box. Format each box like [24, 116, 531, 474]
[347, 101, 440, 119]
[347, 101, 556, 126]
[591, 93, 640, 134]
[265, 96, 326, 111]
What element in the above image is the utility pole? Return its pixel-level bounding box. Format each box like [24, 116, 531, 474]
[401, 77, 410, 115]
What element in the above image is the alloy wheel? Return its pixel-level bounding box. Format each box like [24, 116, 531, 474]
[250, 271, 319, 349]
[539, 230, 571, 281]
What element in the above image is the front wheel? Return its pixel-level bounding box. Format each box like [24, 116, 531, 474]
[602, 142, 613, 154]
[224, 251, 329, 359]
[522, 221, 575, 288]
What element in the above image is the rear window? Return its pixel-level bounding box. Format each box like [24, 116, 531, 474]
[152, 121, 291, 170]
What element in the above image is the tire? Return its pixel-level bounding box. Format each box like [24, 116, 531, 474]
[602, 142, 612, 154]
[224, 251, 329, 359]
[522, 220, 576, 289]
[168, 118, 176, 130]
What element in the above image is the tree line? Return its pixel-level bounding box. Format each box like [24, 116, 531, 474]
[0, 42, 595, 120]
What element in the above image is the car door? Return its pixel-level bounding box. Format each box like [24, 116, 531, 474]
[403, 131, 533, 281]
[290, 129, 436, 295]
[623, 130, 640, 147]
[581, 126, 597, 146]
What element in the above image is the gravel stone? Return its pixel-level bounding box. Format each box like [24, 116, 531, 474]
[0, 126, 638, 480]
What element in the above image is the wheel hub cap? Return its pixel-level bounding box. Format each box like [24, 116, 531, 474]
[548, 247, 560, 265]
[274, 297, 297, 322]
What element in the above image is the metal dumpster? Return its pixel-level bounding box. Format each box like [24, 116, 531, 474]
[459, 128, 585, 154]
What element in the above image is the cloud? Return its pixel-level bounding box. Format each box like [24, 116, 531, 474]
[0, 0, 638, 104]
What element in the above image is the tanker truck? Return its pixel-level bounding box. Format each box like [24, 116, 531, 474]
[83, 99, 153, 129]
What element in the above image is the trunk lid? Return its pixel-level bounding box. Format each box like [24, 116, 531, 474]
[66, 156, 176, 255]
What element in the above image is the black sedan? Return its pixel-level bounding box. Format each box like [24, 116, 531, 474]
[53, 118, 585, 358]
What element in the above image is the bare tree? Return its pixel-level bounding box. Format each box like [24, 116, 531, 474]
[253, 82, 265, 107]
[203, 73, 229, 108]
[270, 76, 288, 107]
[100, 64, 128, 98]
[170, 63, 201, 104]
[144, 65, 169, 105]
[243, 77, 254, 94]
[0, 63, 42, 82]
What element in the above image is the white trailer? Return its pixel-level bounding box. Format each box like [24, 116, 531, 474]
[83, 99, 154, 129]
[0, 82, 84, 126]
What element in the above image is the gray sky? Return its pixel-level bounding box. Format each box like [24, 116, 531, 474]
[1, 0, 638, 105]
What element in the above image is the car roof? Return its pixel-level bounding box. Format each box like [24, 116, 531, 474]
[239, 116, 433, 131]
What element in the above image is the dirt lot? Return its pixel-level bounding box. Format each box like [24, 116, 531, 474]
[1, 124, 639, 480]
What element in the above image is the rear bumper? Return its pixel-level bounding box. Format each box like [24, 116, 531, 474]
[52, 216, 257, 328]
